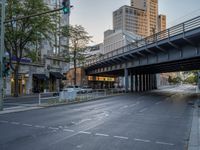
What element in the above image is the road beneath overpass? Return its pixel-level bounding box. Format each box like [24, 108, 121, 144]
[0, 85, 198, 150]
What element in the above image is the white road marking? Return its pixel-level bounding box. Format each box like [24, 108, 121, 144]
[35, 125, 45, 128]
[95, 133, 109, 137]
[155, 101, 162, 105]
[76, 145, 83, 149]
[0, 120, 8, 123]
[23, 124, 32, 127]
[48, 127, 59, 130]
[134, 138, 151, 143]
[114, 136, 129, 140]
[139, 108, 148, 113]
[156, 141, 174, 146]
[63, 129, 75, 132]
[129, 103, 137, 107]
[11, 122, 20, 125]
[79, 131, 91, 135]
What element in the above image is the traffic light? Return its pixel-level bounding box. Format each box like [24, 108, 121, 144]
[3, 57, 10, 77]
[62, 0, 70, 14]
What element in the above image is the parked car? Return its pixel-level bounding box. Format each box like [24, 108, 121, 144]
[63, 86, 82, 93]
[81, 86, 93, 93]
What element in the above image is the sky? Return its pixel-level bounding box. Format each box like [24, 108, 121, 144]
[70, 0, 200, 45]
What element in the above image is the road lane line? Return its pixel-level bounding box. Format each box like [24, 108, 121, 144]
[155, 101, 162, 105]
[79, 131, 91, 135]
[11, 122, 20, 125]
[139, 108, 148, 113]
[63, 129, 75, 132]
[114, 136, 129, 140]
[0, 120, 9, 123]
[156, 141, 174, 146]
[48, 127, 59, 130]
[134, 138, 150, 143]
[23, 124, 32, 127]
[35, 125, 45, 128]
[95, 133, 109, 137]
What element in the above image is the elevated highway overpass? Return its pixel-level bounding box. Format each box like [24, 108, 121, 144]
[85, 16, 200, 92]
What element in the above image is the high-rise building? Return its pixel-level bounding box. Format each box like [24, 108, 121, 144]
[43, 0, 70, 56]
[113, 5, 148, 38]
[131, 0, 158, 36]
[113, 0, 159, 37]
[158, 14, 167, 32]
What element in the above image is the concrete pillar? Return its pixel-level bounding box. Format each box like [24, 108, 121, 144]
[146, 74, 149, 91]
[135, 74, 138, 92]
[149, 74, 152, 90]
[143, 74, 146, 92]
[153, 74, 158, 89]
[124, 68, 129, 93]
[131, 71, 134, 92]
[139, 74, 142, 92]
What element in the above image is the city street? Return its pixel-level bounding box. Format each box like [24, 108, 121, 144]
[0, 87, 197, 150]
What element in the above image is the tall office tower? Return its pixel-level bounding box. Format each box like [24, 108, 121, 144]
[130, 0, 158, 36]
[113, 5, 148, 38]
[158, 14, 167, 32]
[42, 0, 70, 56]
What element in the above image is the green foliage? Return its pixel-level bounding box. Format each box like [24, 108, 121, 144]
[5, 0, 56, 67]
[184, 75, 197, 84]
[4, 0, 58, 96]
[61, 25, 92, 64]
[168, 76, 182, 84]
[61, 25, 92, 85]
[183, 71, 198, 84]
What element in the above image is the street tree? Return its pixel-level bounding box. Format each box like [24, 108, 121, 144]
[61, 25, 92, 86]
[5, 0, 56, 96]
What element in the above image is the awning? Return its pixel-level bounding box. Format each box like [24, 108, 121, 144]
[50, 72, 64, 79]
[33, 74, 48, 80]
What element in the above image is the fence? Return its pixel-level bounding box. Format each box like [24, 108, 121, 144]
[38, 88, 126, 106]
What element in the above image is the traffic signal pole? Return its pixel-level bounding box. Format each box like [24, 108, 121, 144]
[0, 0, 6, 111]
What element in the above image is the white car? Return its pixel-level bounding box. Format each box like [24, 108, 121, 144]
[63, 86, 82, 93]
[81, 86, 93, 93]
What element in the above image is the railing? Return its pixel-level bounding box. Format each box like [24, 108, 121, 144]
[38, 89, 126, 106]
[86, 16, 200, 67]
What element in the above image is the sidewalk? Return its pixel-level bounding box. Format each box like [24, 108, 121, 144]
[4, 93, 39, 100]
[188, 100, 200, 150]
[0, 105, 43, 115]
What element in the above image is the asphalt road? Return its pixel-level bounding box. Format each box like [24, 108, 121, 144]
[0, 91, 196, 150]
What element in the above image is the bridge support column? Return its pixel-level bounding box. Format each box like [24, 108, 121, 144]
[124, 68, 129, 93]
[146, 74, 149, 91]
[143, 74, 146, 92]
[153, 74, 157, 89]
[131, 71, 134, 92]
[139, 74, 142, 92]
[135, 74, 138, 92]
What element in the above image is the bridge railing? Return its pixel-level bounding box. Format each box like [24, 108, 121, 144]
[86, 16, 200, 67]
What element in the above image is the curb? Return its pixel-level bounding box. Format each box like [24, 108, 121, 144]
[0, 94, 125, 114]
[39, 94, 125, 108]
[188, 100, 200, 150]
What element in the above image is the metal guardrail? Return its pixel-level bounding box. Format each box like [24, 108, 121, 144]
[38, 89, 126, 106]
[39, 92, 60, 105]
[86, 16, 200, 67]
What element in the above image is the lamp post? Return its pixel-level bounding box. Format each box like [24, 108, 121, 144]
[0, 0, 6, 111]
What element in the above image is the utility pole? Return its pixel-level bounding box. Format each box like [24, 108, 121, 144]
[0, 0, 6, 111]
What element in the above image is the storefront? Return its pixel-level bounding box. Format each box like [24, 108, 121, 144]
[10, 73, 30, 96]
[88, 76, 116, 89]
[32, 74, 48, 93]
[49, 72, 64, 92]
